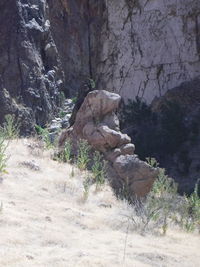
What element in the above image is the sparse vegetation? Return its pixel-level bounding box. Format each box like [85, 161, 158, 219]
[125, 158, 200, 235]
[179, 182, 200, 232]
[33, 118, 199, 234]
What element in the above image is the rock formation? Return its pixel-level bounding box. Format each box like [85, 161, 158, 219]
[59, 90, 158, 198]
[1, 0, 200, 133]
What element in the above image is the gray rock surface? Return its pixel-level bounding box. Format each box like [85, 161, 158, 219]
[93, 0, 200, 103]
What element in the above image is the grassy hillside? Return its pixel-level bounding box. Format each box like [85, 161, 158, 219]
[0, 139, 199, 266]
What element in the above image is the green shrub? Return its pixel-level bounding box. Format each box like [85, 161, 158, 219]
[91, 151, 106, 190]
[71, 96, 77, 104]
[77, 139, 91, 170]
[1, 114, 20, 139]
[0, 133, 8, 174]
[35, 125, 53, 149]
[179, 182, 200, 232]
[61, 140, 72, 163]
[59, 111, 67, 118]
[59, 91, 66, 107]
[88, 78, 96, 89]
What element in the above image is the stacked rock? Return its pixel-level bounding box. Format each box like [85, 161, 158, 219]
[59, 90, 158, 198]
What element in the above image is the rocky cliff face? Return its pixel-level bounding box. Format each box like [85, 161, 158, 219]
[0, 0, 200, 131]
[0, 0, 65, 133]
[94, 0, 200, 103]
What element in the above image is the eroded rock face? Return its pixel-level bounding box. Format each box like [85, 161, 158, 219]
[1, 0, 199, 134]
[93, 0, 200, 103]
[59, 90, 158, 198]
[47, 0, 91, 96]
[0, 0, 64, 133]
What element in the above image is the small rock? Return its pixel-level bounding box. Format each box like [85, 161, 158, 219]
[20, 160, 40, 171]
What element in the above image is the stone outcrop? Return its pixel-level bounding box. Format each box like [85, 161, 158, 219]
[59, 90, 158, 198]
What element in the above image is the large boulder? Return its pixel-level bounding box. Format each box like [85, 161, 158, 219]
[59, 90, 158, 198]
[114, 155, 158, 198]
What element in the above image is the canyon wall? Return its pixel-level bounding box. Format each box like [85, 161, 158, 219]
[0, 0, 200, 131]
[94, 0, 200, 103]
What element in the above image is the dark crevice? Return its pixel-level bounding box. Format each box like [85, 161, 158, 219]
[195, 15, 200, 60]
[87, 0, 93, 79]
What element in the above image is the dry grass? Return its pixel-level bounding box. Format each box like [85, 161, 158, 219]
[0, 139, 199, 267]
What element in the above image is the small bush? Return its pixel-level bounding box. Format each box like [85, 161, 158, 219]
[1, 114, 20, 139]
[71, 96, 77, 104]
[35, 125, 53, 149]
[91, 151, 107, 190]
[88, 78, 96, 89]
[60, 140, 72, 163]
[179, 182, 200, 232]
[59, 91, 66, 107]
[77, 139, 91, 170]
[63, 140, 72, 162]
[0, 133, 8, 174]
